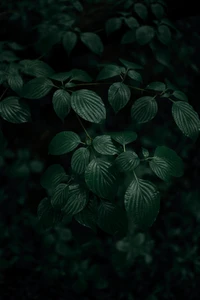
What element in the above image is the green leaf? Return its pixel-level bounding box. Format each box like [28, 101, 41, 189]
[20, 60, 54, 77]
[172, 101, 200, 140]
[22, 77, 53, 99]
[85, 159, 117, 199]
[62, 184, 89, 215]
[38, 197, 62, 229]
[121, 30, 135, 44]
[52, 89, 71, 121]
[71, 89, 106, 123]
[71, 147, 90, 174]
[50, 72, 71, 82]
[106, 18, 122, 36]
[97, 201, 127, 235]
[172, 90, 188, 102]
[51, 183, 69, 209]
[142, 147, 149, 158]
[7, 72, 23, 94]
[108, 82, 131, 113]
[149, 146, 184, 181]
[131, 96, 158, 123]
[115, 151, 140, 172]
[127, 70, 142, 82]
[68, 69, 92, 82]
[0, 96, 31, 123]
[119, 58, 143, 70]
[146, 81, 166, 92]
[151, 3, 164, 19]
[110, 131, 137, 146]
[80, 32, 103, 55]
[124, 17, 139, 29]
[74, 198, 97, 232]
[48, 131, 81, 155]
[157, 25, 171, 45]
[92, 135, 118, 155]
[134, 3, 148, 20]
[40, 164, 68, 190]
[96, 64, 123, 81]
[124, 178, 160, 230]
[136, 26, 155, 45]
[63, 31, 77, 56]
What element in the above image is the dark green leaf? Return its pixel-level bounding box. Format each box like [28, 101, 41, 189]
[40, 164, 68, 190]
[71, 147, 90, 174]
[48, 131, 81, 155]
[0, 96, 31, 123]
[172, 90, 188, 102]
[121, 30, 135, 44]
[146, 81, 166, 92]
[131, 96, 158, 123]
[127, 70, 142, 82]
[50, 72, 71, 82]
[96, 64, 123, 81]
[125, 17, 139, 29]
[172, 101, 200, 140]
[22, 77, 53, 99]
[93, 135, 118, 155]
[20, 60, 54, 77]
[151, 3, 164, 19]
[7, 72, 23, 94]
[149, 146, 184, 181]
[85, 159, 117, 199]
[106, 18, 122, 36]
[63, 31, 77, 56]
[136, 26, 155, 45]
[51, 183, 69, 209]
[62, 184, 89, 215]
[75, 198, 97, 232]
[119, 58, 143, 70]
[108, 82, 131, 113]
[52, 89, 71, 121]
[110, 131, 137, 146]
[134, 3, 148, 20]
[38, 197, 62, 229]
[115, 151, 140, 172]
[157, 25, 171, 45]
[80, 32, 103, 55]
[124, 178, 160, 230]
[71, 89, 106, 123]
[97, 201, 127, 235]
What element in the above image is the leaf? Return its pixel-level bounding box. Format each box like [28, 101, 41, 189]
[149, 146, 184, 181]
[69, 69, 92, 82]
[106, 18, 122, 36]
[71, 147, 90, 174]
[124, 178, 160, 230]
[146, 81, 166, 92]
[51, 183, 69, 209]
[50, 72, 71, 82]
[97, 201, 128, 235]
[62, 184, 89, 215]
[52, 89, 71, 121]
[131, 96, 158, 123]
[151, 3, 164, 19]
[7, 72, 23, 94]
[63, 31, 77, 56]
[74, 198, 97, 232]
[142, 147, 149, 158]
[20, 60, 54, 77]
[85, 159, 117, 199]
[119, 58, 143, 70]
[121, 30, 135, 44]
[80, 32, 103, 55]
[110, 131, 137, 146]
[22, 77, 53, 99]
[108, 82, 131, 113]
[172, 90, 188, 102]
[127, 70, 142, 82]
[38, 197, 62, 229]
[0, 96, 31, 123]
[40, 164, 68, 190]
[48, 131, 81, 155]
[115, 151, 140, 172]
[71, 89, 106, 123]
[157, 25, 171, 45]
[172, 101, 200, 140]
[96, 64, 123, 81]
[134, 3, 148, 20]
[136, 26, 155, 45]
[92, 135, 118, 155]
[125, 17, 139, 29]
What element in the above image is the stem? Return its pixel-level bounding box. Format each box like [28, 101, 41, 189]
[123, 144, 126, 152]
[0, 88, 8, 101]
[76, 114, 92, 140]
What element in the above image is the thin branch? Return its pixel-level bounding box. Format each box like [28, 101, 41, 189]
[75, 114, 92, 140]
[0, 88, 8, 101]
